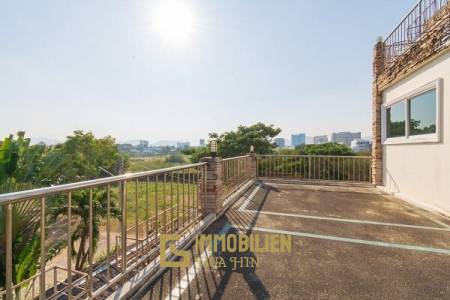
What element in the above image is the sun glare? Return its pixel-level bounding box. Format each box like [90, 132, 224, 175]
[153, 0, 197, 45]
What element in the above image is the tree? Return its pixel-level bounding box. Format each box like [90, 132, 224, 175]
[183, 147, 209, 163]
[0, 132, 57, 296]
[39, 131, 126, 271]
[214, 123, 281, 158]
[165, 152, 185, 164]
[296, 143, 355, 156]
[0, 131, 35, 190]
[187, 123, 281, 162]
[50, 190, 120, 271]
[38, 131, 128, 185]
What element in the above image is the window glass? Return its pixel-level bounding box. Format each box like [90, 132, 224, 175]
[387, 101, 405, 138]
[409, 89, 436, 136]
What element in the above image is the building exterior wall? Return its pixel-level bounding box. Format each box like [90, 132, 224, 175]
[351, 139, 372, 152]
[313, 135, 328, 144]
[291, 134, 306, 147]
[330, 132, 361, 146]
[381, 50, 450, 213]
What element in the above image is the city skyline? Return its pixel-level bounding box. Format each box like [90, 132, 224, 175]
[1, 1, 415, 143]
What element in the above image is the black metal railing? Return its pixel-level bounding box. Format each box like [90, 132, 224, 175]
[384, 0, 449, 64]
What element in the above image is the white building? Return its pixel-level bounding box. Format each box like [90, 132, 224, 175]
[330, 132, 361, 146]
[313, 135, 328, 144]
[372, 1, 450, 215]
[350, 139, 372, 152]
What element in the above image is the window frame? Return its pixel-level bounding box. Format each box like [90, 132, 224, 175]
[382, 79, 442, 145]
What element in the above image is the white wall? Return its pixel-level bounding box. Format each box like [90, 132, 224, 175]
[382, 50, 450, 215]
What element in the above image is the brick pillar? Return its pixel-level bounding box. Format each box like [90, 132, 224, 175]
[200, 157, 223, 215]
[372, 39, 385, 186]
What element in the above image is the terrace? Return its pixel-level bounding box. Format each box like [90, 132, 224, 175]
[383, 0, 449, 65]
[1, 153, 449, 299]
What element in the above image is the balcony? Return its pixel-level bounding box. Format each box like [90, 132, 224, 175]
[1, 155, 449, 299]
[384, 0, 449, 65]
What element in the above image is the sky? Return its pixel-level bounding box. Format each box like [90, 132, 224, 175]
[0, 0, 417, 145]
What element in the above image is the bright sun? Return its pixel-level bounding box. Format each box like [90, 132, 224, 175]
[153, 0, 197, 45]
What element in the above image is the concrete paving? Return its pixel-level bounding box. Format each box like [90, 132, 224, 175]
[139, 180, 450, 300]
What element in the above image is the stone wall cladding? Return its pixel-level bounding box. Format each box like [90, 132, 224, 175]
[372, 42, 385, 186]
[371, 3, 450, 185]
[378, 3, 450, 90]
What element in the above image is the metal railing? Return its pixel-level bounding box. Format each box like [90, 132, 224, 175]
[0, 163, 206, 299]
[222, 155, 253, 201]
[384, 0, 449, 64]
[256, 155, 372, 183]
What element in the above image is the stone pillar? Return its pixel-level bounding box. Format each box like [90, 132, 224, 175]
[372, 39, 385, 186]
[200, 157, 223, 215]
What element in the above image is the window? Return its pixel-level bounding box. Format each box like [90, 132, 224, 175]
[384, 80, 440, 144]
[408, 89, 436, 136]
[386, 101, 405, 138]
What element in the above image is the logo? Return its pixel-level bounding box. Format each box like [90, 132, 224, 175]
[160, 234, 190, 268]
[160, 232, 292, 269]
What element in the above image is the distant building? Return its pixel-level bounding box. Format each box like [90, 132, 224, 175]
[199, 139, 205, 147]
[330, 132, 361, 146]
[314, 135, 328, 144]
[176, 142, 190, 149]
[351, 139, 372, 153]
[138, 140, 149, 148]
[291, 133, 306, 147]
[274, 138, 285, 148]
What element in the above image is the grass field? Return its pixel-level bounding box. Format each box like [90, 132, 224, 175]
[128, 154, 191, 172]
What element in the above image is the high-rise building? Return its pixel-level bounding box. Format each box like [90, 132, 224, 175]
[351, 139, 372, 152]
[314, 135, 328, 144]
[274, 138, 285, 148]
[199, 139, 205, 147]
[291, 133, 306, 147]
[330, 132, 361, 146]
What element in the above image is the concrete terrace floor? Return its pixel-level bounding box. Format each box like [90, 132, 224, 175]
[138, 180, 450, 300]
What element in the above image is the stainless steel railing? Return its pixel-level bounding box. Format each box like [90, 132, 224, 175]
[384, 0, 449, 64]
[0, 163, 206, 299]
[222, 155, 253, 202]
[256, 155, 372, 183]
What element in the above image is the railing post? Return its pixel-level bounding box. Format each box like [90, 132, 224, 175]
[248, 153, 257, 179]
[199, 157, 223, 215]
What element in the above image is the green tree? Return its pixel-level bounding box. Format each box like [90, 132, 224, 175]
[183, 147, 209, 163]
[165, 152, 186, 164]
[188, 123, 281, 162]
[38, 131, 128, 185]
[0, 132, 57, 296]
[214, 123, 281, 157]
[296, 143, 355, 156]
[50, 190, 120, 271]
[40, 131, 125, 270]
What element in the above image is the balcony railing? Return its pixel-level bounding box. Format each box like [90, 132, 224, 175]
[222, 155, 253, 202]
[257, 155, 372, 183]
[0, 154, 374, 299]
[0, 163, 206, 300]
[384, 0, 449, 64]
